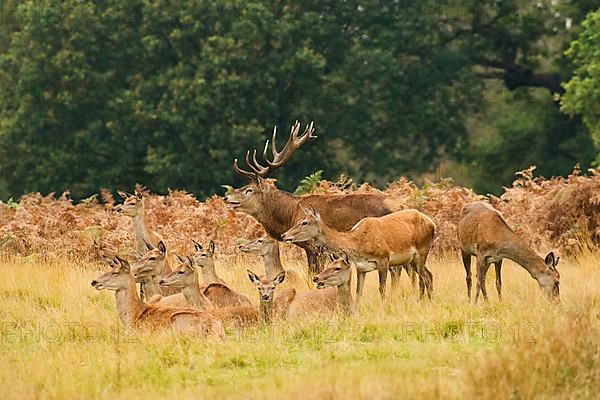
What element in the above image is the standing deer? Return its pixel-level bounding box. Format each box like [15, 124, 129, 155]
[116, 190, 164, 255]
[458, 202, 560, 302]
[159, 256, 259, 327]
[246, 269, 287, 324]
[282, 207, 435, 300]
[312, 253, 355, 315]
[225, 121, 407, 275]
[239, 237, 305, 289]
[91, 257, 224, 338]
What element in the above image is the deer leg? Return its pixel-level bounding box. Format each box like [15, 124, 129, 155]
[377, 261, 389, 300]
[355, 269, 366, 303]
[475, 256, 491, 303]
[412, 254, 428, 300]
[389, 265, 402, 291]
[461, 251, 472, 302]
[407, 264, 418, 288]
[494, 259, 503, 301]
[423, 266, 433, 299]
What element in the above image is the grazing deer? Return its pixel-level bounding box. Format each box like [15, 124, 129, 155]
[458, 202, 560, 302]
[116, 190, 164, 255]
[282, 207, 435, 300]
[312, 253, 355, 315]
[91, 257, 224, 338]
[191, 239, 253, 307]
[239, 237, 305, 289]
[131, 240, 186, 306]
[247, 269, 287, 323]
[160, 256, 258, 327]
[225, 121, 405, 275]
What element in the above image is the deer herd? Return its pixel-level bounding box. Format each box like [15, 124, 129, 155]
[91, 121, 562, 338]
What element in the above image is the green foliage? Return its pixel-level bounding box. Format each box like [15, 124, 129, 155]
[561, 9, 600, 161]
[294, 170, 323, 195]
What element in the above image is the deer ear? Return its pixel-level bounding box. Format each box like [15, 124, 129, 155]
[192, 240, 202, 252]
[328, 253, 337, 262]
[135, 190, 143, 200]
[273, 270, 286, 285]
[158, 241, 167, 254]
[247, 269, 260, 285]
[208, 240, 215, 254]
[116, 256, 130, 272]
[175, 254, 186, 263]
[341, 251, 351, 265]
[186, 256, 195, 270]
[545, 251, 557, 268]
[144, 239, 154, 251]
[117, 190, 129, 199]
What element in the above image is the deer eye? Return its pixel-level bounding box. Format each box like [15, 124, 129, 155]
[257, 239, 263, 243]
[178, 271, 184, 275]
[301, 221, 308, 226]
[245, 188, 253, 194]
[149, 257, 156, 261]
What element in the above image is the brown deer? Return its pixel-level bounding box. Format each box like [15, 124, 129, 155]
[191, 240, 253, 307]
[282, 207, 435, 300]
[239, 237, 306, 289]
[91, 257, 224, 338]
[312, 253, 355, 315]
[225, 121, 405, 275]
[116, 190, 164, 255]
[159, 256, 259, 327]
[246, 269, 287, 323]
[130, 240, 186, 306]
[458, 202, 560, 302]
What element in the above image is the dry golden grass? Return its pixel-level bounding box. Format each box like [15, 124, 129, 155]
[1, 250, 598, 399]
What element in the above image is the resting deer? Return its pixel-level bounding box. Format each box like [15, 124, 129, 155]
[192, 240, 252, 307]
[130, 240, 186, 307]
[116, 190, 164, 255]
[458, 202, 560, 302]
[239, 237, 305, 289]
[282, 207, 435, 300]
[225, 121, 406, 275]
[312, 253, 355, 315]
[246, 270, 288, 323]
[159, 256, 258, 327]
[91, 257, 224, 338]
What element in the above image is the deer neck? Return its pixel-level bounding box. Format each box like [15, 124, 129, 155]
[140, 278, 162, 299]
[259, 300, 273, 324]
[115, 277, 146, 329]
[256, 189, 302, 236]
[131, 213, 153, 252]
[201, 260, 221, 284]
[316, 223, 355, 255]
[500, 243, 547, 280]
[181, 274, 213, 310]
[263, 245, 284, 278]
[336, 279, 354, 315]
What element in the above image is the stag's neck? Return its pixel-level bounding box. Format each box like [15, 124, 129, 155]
[500, 243, 546, 279]
[115, 278, 146, 329]
[336, 280, 355, 316]
[259, 300, 273, 324]
[132, 214, 153, 251]
[256, 190, 302, 236]
[201, 260, 222, 285]
[263, 244, 284, 278]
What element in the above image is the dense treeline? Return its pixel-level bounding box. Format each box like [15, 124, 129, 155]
[0, 1, 598, 199]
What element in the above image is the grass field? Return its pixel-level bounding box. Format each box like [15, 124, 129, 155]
[1, 252, 599, 399]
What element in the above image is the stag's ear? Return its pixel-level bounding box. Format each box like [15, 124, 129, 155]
[545, 252, 559, 269]
[273, 270, 286, 285]
[256, 175, 266, 189]
[192, 240, 202, 252]
[208, 240, 215, 255]
[158, 241, 167, 255]
[144, 239, 154, 251]
[134, 190, 143, 200]
[247, 269, 260, 285]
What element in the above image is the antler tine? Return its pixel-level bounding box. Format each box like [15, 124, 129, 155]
[265, 121, 316, 168]
[247, 148, 270, 176]
[233, 156, 256, 180]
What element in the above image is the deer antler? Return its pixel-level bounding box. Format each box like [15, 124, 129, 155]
[233, 121, 317, 180]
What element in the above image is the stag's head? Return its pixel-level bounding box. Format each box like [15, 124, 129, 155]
[225, 121, 316, 215]
[131, 240, 167, 281]
[91, 257, 131, 291]
[159, 255, 196, 289]
[281, 206, 321, 243]
[238, 236, 278, 257]
[247, 269, 286, 302]
[192, 240, 216, 269]
[312, 253, 352, 289]
[537, 251, 560, 301]
[116, 190, 144, 217]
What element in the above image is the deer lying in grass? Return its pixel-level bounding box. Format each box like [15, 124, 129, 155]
[458, 201, 560, 302]
[312, 253, 355, 315]
[246, 270, 288, 323]
[225, 121, 405, 275]
[239, 237, 305, 289]
[282, 207, 435, 300]
[91, 257, 224, 338]
[159, 256, 259, 327]
[192, 240, 252, 307]
[131, 240, 186, 307]
[116, 190, 164, 255]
